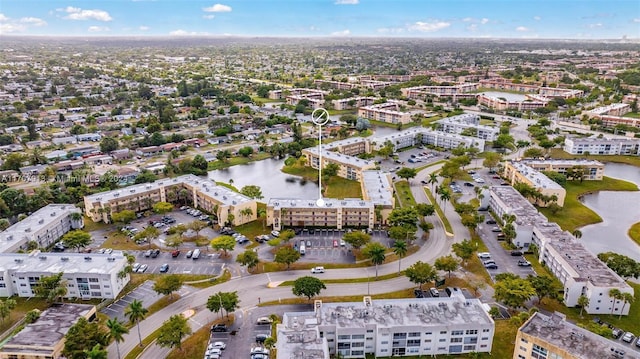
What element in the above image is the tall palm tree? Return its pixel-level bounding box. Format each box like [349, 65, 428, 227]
[439, 189, 451, 212]
[364, 243, 386, 279]
[572, 229, 582, 240]
[619, 292, 634, 319]
[84, 344, 107, 359]
[428, 173, 438, 193]
[609, 288, 622, 315]
[392, 240, 408, 274]
[125, 299, 148, 347]
[106, 318, 129, 359]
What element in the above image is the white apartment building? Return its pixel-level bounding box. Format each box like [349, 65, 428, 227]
[276, 295, 495, 359]
[401, 83, 479, 99]
[586, 103, 631, 117]
[0, 204, 83, 253]
[503, 161, 566, 207]
[564, 137, 640, 155]
[522, 159, 604, 181]
[435, 113, 499, 141]
[323, 137, 370, 156]
[358, 102, 412, 125]
[370, 127, 485, 152]
[0, 250, 130, 299]
[532, 221, 634, 315]
[84, 174, 257, 226]
[514, 312, 640, 359]
[302, 147, 376, 182]
[488, 186, 546, 249]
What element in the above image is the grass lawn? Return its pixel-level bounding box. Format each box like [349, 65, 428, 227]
[370, 119, 418, 129]
[628, 222, 640, 246]
[102, 232, 153, 251]
[423, 187, 454, 234]
[281, 163, 318, 180]
[623, 112, 640, 119]
[324, 176, 362, 199]
[208, 152, 272, 170]
[82, 216, 109, 232]
[166, 315, 235, 359]
[394, 180, 417, 208]
[549, 148, 640, 168]
[538, 176, 638, 232]
[0, 298, 51, 335]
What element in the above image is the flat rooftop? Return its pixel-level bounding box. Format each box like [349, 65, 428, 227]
[373, 127, 477, 144]
[509, 162, 563, 190]
[489, 186, 544, 227]
[323, 137, 367, 151]
[1, 303, 95, 354]
[520, 312, 640, 359]
[361, 171, 394, 207]
[0, 204, 80, 252]
[523, 159, 604, 167]
[0, 251, 127, 275]
[278, 312, 328, 359]
[318, 296, 493, 328]
[268, 198, 373, 210]
[305, 147, 374, 169]
[567, 136, 640, 145]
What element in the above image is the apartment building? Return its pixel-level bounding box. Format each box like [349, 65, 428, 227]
[370, 127, 485, 152]
[503, 161, 566, 207]
[302, 147, 376, 182]
[488, 186, 546, 249]
[331, 97, 375, 111]
[358, 102, 412, 125]
[287, 92, 326, 109]
[599, 115, 640, 129]
[514, 312, 640, 359]
[479, 79, 540, 93]
[83, 174, 257, 226]
[361, 170, 394, 225]
[323, 137, 369, 156]
[0, 250, 130, 299]
[0, 204, 83, 253]
[267, 198, 374, 230]
[314, 79, 358, 90]
[276, 295, 494, 359]
[563, 137, 640, 155]
[538, 87, 584, 99]
[478, 94, 547, 111]
[401, 83, 479, 99]
[522, 159, 604, 181]
[586, 103, 631, 117]
[0, 304, 97, 359]
[532, 221, 634, 314]
[435, 114, 499, 141]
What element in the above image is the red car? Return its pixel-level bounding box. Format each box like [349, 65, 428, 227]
[333, 240, 338, 247]
[171, 250, 180, 258]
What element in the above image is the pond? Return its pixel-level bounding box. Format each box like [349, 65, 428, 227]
[580, 163, 640, 261]
[208, 158, 318, 200]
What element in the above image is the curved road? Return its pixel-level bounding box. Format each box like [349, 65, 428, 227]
[109, 162, 469, 359]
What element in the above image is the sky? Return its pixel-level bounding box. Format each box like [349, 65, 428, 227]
[0, 0, 639, 39]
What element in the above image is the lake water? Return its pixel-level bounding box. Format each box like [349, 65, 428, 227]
[208, 158, 318, 200]
[580, 163, 640, 261]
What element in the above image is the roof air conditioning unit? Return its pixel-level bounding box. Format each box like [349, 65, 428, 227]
[39, 256, 47, 260]
[61, 257, 69, 261]
[107, 257, 116, 262]
[84, 256, 92, 261]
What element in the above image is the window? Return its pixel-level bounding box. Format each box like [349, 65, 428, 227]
[366, 329, 374, 333]
[425, 332, 432, 335]
[366, 337, 373, 340]
[451, 338, 462, 343]
[89, 278, 99, 283]
[483, 329, 490, 333]
[407, 339, 420, 347]
[521, 338, 529, 343]
[464, 345, 476, 351]
[338, 335, 350, 340]
[424, 339, 432, 343]
[532, 344, 548, 359]
[465, 329, 478, 335]
[408, 332, 421, 337]
[351, 351, 364, 356]
[448, 345, 462, 353]
[393, 333, 407, 339]
[381, 341, 388, 345]
[451, 330, 464, 336]
[352, 342, 364, 348]
[520, 346, 527, 351]
[440, 331, 447, 334]
[439, 339, 446, 342]
[352, 334, 365, 339]
[482, 337, 489, 340]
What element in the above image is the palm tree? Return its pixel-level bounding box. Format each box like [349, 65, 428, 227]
[609, 288, 622, 315]
[439, 189, 451, 212]
[428, 173, 438, 193]
[364, 243, 386, 279]
[619, 292, 634, 319]
[572, 229, 582, 240]
[125, 299, 148, 347]
[577, 295, 589, 317]
[106, 318, 129, 359]
[84, 344, 107, 359]
[257, 208, 267, 229]
[392, 240, 408, 274]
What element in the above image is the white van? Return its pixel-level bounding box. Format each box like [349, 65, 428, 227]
[192, 248, 201, 260]
[299, 244, 306, 255]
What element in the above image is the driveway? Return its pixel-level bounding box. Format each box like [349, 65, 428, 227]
[101, 280, 162, 321]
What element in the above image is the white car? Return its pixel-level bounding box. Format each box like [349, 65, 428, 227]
[207, 348, 222, 356]
[256, 316, 273, 325]
[271, 230, 280, 237]
[477, 252, 491, 259]
[311, 266, 325, 274]
[208, 341, 226, 350]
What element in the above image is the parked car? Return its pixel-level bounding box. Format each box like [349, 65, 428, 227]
[517, 260, 531, 267]
[635, 337, 640, 348]
[464, 182, 475, 187]
[137, 264, 148, 273]
[483, 260, 496, 266]
[143, 249, 152, 257]
[510, 250, 523, 256]
[477, 252, 491, 259]
[210, 324, 228, 332]
[333, 240, 339, 247]
[271, 230, 280, 237]
[340, 239, 346, 247]
[185, 250, 193, 258]
[159, 263, 169, 273]
[256, 334, 270, 343]
[491, 227, 502, 232]
[486, 220, 497, 225]
[150, 249, 160, 258]
[256, 317, 273, 325]
[484, 263, 498, 269]
[171, 250, 180, 258]
[311, 266, 325, 274]
[429, 288, 440, 297]
[132, 263, 141, 272]
[208, 341, 226, 350]
[622, 332, 635, 343]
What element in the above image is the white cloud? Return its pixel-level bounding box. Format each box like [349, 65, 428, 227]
[139, 25, 149, 31]
[335, 0, 359, 4]
[19, 17, 47, 27]
[588, 23, 603, 29]
[330, 29, 351, 36]
[633, 18, 640, 23]
[0, 13, 9, 21]
[462, 17, 473, 22]
[377, 27, 404, 34]
[466, 24, 478, 32]
[409, 20, 451, 32]
[0, 14, 47, 33]
[169, 29, 209, 36]
[202, 4, 232, 12]
[515, 26, 529, 32]
[480, 18, 489, 25]
[533, 16, 541, 21]
[63, 6, 112, 21]
[203, 14, 215, 19]
[88, 26, 109, 32]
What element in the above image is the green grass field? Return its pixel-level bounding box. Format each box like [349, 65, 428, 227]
[394, 180, 417, 207]
[423, 187, 454, 234]
[539, 176, 638, 232]
[628, 222, 640, 246]
[324, 176, 362, 199]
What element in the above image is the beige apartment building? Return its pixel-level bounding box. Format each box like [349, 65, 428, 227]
[477, 94, 547, 111]
[514, 312, 639, 359]
[83, 174, 257, 226]
[331, 97, 375, 111]
[302, 147, 376, 182]
[267, 198, 374, 230]
[357, 102, 412, 125]
[503, 161, 566, 206]
[522, 159, 604, 180]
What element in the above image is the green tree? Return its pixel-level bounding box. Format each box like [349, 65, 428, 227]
[156, 314, 191, 351]
[206, 291, 240, 319]
[438, 188, 451, 212]
[434, 255, 460, 278]
[83, 344, 108, 359]
[106, 318, 129, 359]
[527, 275, 561, 304]
[0, 298, 16, 324]
[342, 231, 371, 249]
[292, 276, 326, 300]
[240, 185, 264, 199]
[609, 288, 622, 315]
[24, 309, 40, 324]
[523, 147, 545, 158]
[396, 167, 417, 182]
[63, 317, 109, 359]
[152, 201, 173, 214]
[152, 274, 183, 299]
[392, 240, 408, 274]
[100, 137, 119, 153]
[110, 210, 136, 226]
[363, 242, 386, 279]
[323, 163, 340, 177]
[125, 299, 148, 347]
[482, 152, 502, 171]
[452, 239, 476, 265]
[428, 173, 438, 193]
[236, 250, 259, 272]
[1, 153, 27, 171]
[619, 292, 634, 319]
[493, 277, 536, 310]
[61, 230, 91, 252]
[405, 261, 437, 289]
[577, 295, 590, 317]
[238, 146, 254, 157]
[597, 252, 640, 279]
[415, 203, 435, 217]
[274, 246, 301, 269]
[33, 272, 67, 302]
[387, 207, 419, 230]
[211, 235, 236, 256]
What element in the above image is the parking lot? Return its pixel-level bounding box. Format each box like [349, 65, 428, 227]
[129, 249, 225, 275]
[476, 219, 536, 280]
[101, 280, 162, 321]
